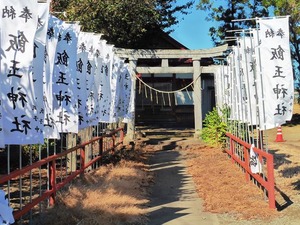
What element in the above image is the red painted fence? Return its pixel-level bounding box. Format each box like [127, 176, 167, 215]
[225, 132, 276, 209]
[0, 128, 124, 220]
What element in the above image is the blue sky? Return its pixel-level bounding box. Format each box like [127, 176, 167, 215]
[169, 1, 216, 50]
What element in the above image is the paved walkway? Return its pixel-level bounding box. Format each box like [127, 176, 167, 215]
[146, 135, 220, 225]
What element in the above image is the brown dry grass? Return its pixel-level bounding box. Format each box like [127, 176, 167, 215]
[183, 144, 279, 221]
[175, 104, 300, 223]
[32, 149, 151, 225]
[27, 103, 300, 224]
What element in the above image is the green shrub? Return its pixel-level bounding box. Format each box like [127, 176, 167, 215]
[200, 107, 228, 147]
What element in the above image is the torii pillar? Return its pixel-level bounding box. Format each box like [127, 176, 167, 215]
[193, 58, 202, 137]
[125, 59, 137, 143]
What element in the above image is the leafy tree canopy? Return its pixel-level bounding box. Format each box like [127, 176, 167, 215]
[262, 0, 300, 87]
[51, 0, 194, 48]
[196, 0, 269, 46]
[197, 0, 299, 90]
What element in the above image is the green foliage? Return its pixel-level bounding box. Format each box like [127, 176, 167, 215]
[197, 0, 299, 88]
[200, 107, 228, 147]
[262, 0, 300, 87]
[51, 0, 194, 48]
[196, 0, 269, 46]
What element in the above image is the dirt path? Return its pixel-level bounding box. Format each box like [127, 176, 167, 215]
[138, 111, 300, 225]
[145, 135, 220, 225]
[22, 104, 299, 225]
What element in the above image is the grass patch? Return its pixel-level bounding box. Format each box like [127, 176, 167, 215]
[32, 148, 150, 225]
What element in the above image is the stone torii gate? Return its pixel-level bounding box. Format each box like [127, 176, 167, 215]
[114, 44, 228, 140]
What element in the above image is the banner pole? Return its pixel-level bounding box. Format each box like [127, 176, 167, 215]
[232, 15, 289, 22]
[255, 20, 268, 152]
[241, 32, 255, 144]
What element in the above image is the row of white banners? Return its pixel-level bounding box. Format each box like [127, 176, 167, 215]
[0, 0, 135, 146]
[215, 17, 294, 130]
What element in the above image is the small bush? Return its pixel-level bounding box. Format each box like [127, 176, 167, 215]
[200, 107, 228, 147]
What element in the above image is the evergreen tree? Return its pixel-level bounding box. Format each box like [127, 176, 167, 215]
[262, 0, 300, 96]
[196, 0, 268, 46]
[51, 0, 194, 48]
[197, 0, 299, 95]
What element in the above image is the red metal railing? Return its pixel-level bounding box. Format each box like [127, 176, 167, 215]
[225, 132, 275, 209]
[0, 128, 124, 220]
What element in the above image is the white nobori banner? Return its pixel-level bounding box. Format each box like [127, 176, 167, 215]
[52, 21, 80, 133]
[257, 17, 293, 130]
[0, 0, 44, 144]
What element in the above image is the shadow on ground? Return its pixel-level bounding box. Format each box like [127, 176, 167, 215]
[268, 149, 292, 169]
[275, 186, 294, 211]
[141, 127, 202, 225]
[285, 113, 300, 127]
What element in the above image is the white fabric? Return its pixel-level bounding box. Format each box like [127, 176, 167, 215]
[43, 15, 62, 139]
[257, 17, 294, 129]
[249, 144, 262, 174]
[122, 64, 135, 123]
[0, 190, 15, 225]
[252, 29, 266, 129]
[0, 6, 138, 144]
[85, 33, 98, 126]
[52, 21, 80, 133]
[227, 52, 237, 121]
[111, 56, 124, 121]
[98, 42, 114, 122]
[76, 32, 90, 129]
[222, 65, 230, 107]
[0, 91, 4, 148]
[215, 64, 230, 116]
[117, 61, 132, 119]
[234, 45, 248, 123]
[92, 34, 103, 124]
[0, 28, 4, 148]
[108, 55, 119, 123]
[0, 0, 44, 144]
[214, 66, 223, 111]
[226, 54, 233, 120]
[32, 1, 50, 139]
[233, 45, 242, 121]
[240, 35, 258, 126]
